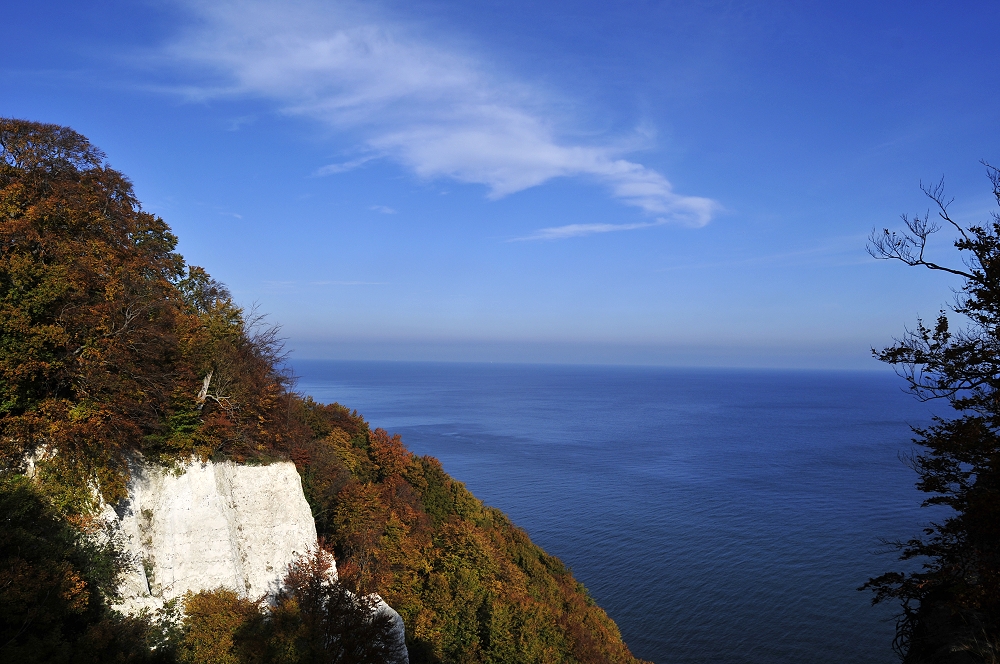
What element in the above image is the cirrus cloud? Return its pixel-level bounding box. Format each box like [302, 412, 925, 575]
[165, 0, 719, 229]
[511, 219, 670, 242]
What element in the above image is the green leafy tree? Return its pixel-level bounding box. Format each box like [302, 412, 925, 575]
[865, 165, 1000, 662]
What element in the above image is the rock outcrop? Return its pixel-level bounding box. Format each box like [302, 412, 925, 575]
[106, 459, 406, 661]
[110, 459, 314, 611]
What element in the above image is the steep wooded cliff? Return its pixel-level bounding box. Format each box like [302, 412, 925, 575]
[0, 118, 648, 663]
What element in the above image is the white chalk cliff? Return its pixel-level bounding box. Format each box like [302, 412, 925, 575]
[107, 459, 407, 661]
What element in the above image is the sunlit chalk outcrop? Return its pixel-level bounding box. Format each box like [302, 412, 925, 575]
[105, 459, 407, 661]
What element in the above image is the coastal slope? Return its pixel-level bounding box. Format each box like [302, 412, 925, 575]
[0, 117, 648, 663]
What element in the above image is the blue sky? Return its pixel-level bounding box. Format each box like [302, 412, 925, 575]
[5, 0, 1000, 368]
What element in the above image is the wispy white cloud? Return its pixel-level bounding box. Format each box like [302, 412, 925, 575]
[369, 204, 396, 214]
[264, 280, 387, 288]
[225, 114, 256, 131]
[166, 0, 719, 226]
[512, 219, 669, 241]
[654, 234, 871, 271]
[314, 154, 379, 175]
[310, 280, 388, 285]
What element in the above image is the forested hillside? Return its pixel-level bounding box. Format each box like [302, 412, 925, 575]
[0, 118, 647, 663]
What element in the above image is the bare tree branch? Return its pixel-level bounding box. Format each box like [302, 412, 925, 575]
[868, 218, 976, 280]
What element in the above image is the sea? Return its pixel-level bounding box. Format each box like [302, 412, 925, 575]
[291, 360, 941, 664]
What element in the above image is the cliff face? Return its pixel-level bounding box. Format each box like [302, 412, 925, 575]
[106, 459, 406, 660]
[110, 460, 315, 612]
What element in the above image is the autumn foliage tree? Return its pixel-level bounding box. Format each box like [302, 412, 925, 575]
[269, 549, 401, 663]
[0, 118, 298, 508]
[865, 166, 1000, 663]
[0, 116, 311, 658]
[0, 119, 185, 505]
[177, 551, 399, 664]
[0, 473, 172, 663]
[293, 404, 649, 664]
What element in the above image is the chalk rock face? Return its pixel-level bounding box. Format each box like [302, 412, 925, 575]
[109, 459, 408, 664]
[112, 459, 319, 612]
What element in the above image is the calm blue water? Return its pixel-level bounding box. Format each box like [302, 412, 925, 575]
[292, 360, 940, 663]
